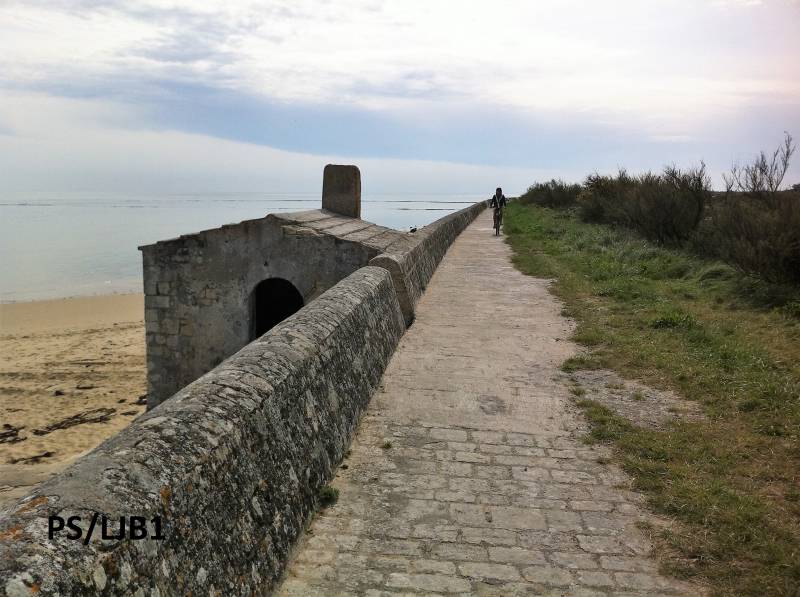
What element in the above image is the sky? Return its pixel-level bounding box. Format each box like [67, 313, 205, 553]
[1, 0, 798, 194]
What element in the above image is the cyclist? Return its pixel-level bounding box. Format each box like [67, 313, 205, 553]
[489, 187, 507, 235]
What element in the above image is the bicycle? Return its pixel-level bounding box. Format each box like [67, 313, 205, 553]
[493, 206, 503, 236]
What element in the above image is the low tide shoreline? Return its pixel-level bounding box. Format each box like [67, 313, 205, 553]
[0, 293, 147, 508]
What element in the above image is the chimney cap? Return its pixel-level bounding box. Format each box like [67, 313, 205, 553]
[322, 164, 361, 219]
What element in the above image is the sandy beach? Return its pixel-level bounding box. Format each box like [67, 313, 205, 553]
[0, 294, 146, 508]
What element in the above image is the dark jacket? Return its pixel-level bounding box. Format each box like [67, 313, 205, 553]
[489, 194, 507, 209]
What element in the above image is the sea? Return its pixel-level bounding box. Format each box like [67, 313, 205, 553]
[0, 192, 481, 302]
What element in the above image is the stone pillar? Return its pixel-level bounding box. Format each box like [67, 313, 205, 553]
[322, 164, 361, 218]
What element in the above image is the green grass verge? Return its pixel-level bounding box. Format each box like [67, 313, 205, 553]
[505, 203, 800, 596]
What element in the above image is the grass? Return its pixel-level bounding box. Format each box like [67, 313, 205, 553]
[317, 485, 339, 508]
[505, 203, 800, 596]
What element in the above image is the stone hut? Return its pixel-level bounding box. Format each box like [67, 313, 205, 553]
[139, 165, 416, 408]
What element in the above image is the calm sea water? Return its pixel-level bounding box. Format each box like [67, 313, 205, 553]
[0, 192, 480, 302]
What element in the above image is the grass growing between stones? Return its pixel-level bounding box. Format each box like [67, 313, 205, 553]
[505, 203, 800, 596]
[317, 485, 339, 508]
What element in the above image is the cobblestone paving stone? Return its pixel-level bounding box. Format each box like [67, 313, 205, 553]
[276, 210, 699, 596]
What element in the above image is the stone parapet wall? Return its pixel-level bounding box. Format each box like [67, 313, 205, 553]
[0, 267, 405, 596]
[369, 201, 485, 324]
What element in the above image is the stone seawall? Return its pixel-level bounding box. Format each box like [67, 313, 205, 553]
[0, 267, 405, 596]
[370, 201, 485, 324]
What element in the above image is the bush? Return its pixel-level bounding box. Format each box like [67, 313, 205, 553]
[706, 190, 800, 284]
[579, 165, 710, 244]
[636, 165, 709, 244]
[578, 170, 636, 224]
[519, 179, 581, 208]
[707, 133, 800, 284]
[317, 485, 339, 508]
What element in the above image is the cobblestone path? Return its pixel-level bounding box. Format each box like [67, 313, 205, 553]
[276, 210, 696, 596]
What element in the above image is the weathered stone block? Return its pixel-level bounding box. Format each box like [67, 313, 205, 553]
[521, 565, 574, 586]
[386, 572, 471, 593]
[143, 277, 157, 296]
[430, 542, 488, 562]
[145, 295, 170, 309]
[322, 164, 361, 218]
[160, 318, 179, 335]
[458, 562, 521, 582]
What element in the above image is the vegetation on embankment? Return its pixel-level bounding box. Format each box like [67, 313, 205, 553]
[504, 202, 800, 596]
[519, 133, 799, 285]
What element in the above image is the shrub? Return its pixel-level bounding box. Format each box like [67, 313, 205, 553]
[708, 133, 800, 284]
[318, 485, 339, 508]
[579, 165, 710, 244]
[708, 190, 800, 284]
[578, 170, 635, 225]
[722, 132, 795, 199]
[635, 165, 709, 244]
[520, 179, 582, 208]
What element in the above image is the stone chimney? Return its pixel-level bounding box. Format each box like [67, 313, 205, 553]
[322, 164, 361, 218]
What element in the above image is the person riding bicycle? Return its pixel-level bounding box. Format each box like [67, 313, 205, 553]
[489, 187, 507, 235]
[489, 187, 507, 210]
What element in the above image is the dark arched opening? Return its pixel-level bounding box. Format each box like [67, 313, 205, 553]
[250, 278, 304, 340]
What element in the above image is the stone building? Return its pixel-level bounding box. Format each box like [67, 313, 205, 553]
[139, 165, 416, 408]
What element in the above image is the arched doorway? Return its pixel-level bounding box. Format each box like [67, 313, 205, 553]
[250, 278, 304, 340]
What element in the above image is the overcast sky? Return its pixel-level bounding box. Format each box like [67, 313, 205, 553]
[1, 0, 798, 194]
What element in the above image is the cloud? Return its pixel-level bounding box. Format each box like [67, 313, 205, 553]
[3, 1, 798, 114]
[4, 91, 797, 194]
[0, 91, 556, 194]
[0, 0, 798, 189]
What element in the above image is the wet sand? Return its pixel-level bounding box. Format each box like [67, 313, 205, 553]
[0, 294, 146, 508]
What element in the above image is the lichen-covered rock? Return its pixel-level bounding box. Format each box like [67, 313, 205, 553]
[0, 267, 404, 596]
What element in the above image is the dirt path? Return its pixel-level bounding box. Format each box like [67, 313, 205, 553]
[276, 210, 696, 595]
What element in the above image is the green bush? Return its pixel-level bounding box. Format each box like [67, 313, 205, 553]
[635, 165, 710, 244]
[317, 485, 339, 508]
[577, 171, 628, 224]
[578, 166, 709, 244]
[704, 190, 800, 284]
[701, 134, 800, 284]
[519, 179, 581, 208]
